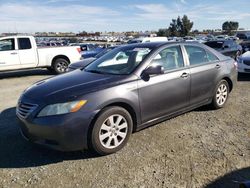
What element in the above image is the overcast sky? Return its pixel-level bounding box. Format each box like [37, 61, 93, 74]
[0, 0, 250, 33]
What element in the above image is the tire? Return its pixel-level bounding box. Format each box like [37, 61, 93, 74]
[52, 58, 69, 74]
[211, 80, 229, 109]
[90, 106, 133, 155]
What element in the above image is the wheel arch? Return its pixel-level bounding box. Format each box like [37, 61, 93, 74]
[51, 55, 70, 66]
[222, 76, 233, 92]
[86, 101, 139, 150]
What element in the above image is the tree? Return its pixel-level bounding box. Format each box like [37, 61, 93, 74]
[168, 15, 193, 37]
[222, 21, 239, 35]
[157, 28, 170, 37]
[180, 15, 193, 36]
[168, 19, 179, 37]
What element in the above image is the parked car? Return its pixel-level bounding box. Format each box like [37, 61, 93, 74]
[127, 37, 168, 44]
[237, 51, 250, 74]
[204, 40, 242, 60]
[240, 41, 250, 53]
[79, 44, 104, 58]
[0, 36, 81, 74]
[17, 42, 237, 155]
[67, 46, 117, 72]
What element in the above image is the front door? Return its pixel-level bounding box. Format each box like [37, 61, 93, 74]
[138, 45, 190, 124]
[0, 38, 20, 70]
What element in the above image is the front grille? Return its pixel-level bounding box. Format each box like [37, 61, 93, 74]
[243, 59, 250, 66]
[244, 69, 250, 72]
[16, 102, 38, 119]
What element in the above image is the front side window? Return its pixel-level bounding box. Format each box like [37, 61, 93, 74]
[185, 46, 210, 65]
[0, 39, 15, 51]
[85, 46, 152, 75]
[150, 46, 184, 71]
[18, 38, 31, 50]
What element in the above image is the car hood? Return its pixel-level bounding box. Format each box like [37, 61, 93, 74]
[23, 70, 127, 103]
[69, 58, 96, 69]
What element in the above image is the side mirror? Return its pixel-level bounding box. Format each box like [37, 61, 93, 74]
[116, 55, 123, 61]
[143, 65, 164, 76]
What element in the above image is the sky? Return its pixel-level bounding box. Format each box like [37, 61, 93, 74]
[0, 0, 250, 33]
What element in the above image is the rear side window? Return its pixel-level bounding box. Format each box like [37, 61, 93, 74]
[0, 38, 15, 51]
[185, 46, 209, 65]
[18, 38, 31, 50]
[206, 50, 219, 62]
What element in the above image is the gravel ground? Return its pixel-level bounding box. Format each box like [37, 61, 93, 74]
[0, 69, 249, 188]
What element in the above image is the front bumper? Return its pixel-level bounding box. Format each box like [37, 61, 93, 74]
[17, 110, 96, 152]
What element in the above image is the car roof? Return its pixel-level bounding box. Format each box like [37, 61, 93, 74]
[122, 41, 201, 49]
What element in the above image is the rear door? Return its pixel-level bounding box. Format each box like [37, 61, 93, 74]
[183, 45, 221, 105]
[0, 38, 20, 70]
[138, 45, 190, 123]
[17, 37, 38, 68]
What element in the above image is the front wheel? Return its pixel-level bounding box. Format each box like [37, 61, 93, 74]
[90, 106, 133, 155]
[52, 58, 69, 74]
[211, 80, 229, 109]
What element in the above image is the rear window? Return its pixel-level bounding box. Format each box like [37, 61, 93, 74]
[18, 38, 31, 50]
[205, 41, 223, 49]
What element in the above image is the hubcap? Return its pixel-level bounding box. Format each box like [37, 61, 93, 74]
[216, 84, 228, 106]
[56, 62, 68, 73]
[99, 114, 128, 149]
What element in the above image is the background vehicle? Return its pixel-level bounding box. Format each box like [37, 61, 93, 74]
[240, 41, 250, 53]
[237, 51, 250, 74]
[67, 46, 117, 72]
[204, 40, 242, 60]
[79, 43, 104, 58]
[127, 37, 168, 44]
[17, 42, 237, 155]
[0, 36, 81, 74]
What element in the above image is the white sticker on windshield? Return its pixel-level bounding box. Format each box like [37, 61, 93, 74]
[133, 48, 150, 52]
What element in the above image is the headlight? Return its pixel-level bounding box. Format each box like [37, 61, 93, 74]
[38, 100, 87, 117]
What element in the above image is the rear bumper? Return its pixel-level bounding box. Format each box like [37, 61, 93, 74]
[237, 63, 250, 73]
[17, 111, 96, 151]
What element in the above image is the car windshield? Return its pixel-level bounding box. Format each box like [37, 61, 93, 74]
[85, 46, 152, 75]
[95, 47, 116, 58]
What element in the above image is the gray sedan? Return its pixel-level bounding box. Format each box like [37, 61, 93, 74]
[17, 42, 237, 155]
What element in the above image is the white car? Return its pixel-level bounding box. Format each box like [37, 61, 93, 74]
[0, 36, 81, 74]
[237, 51, 250, 74]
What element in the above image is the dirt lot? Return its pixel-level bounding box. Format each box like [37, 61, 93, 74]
[0, 69, 249, 188]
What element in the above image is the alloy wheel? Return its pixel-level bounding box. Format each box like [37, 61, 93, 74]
[216, 83, 228, 106]
[99, 114, 128, 149]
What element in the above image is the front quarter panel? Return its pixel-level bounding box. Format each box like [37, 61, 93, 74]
[81, 75, 141, 125]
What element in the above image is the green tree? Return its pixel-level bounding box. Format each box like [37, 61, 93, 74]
[168, 19, 179, 37]
[180, 15, 193, 36]
[157, 28, 169, 36]
[222, 21, 239, 35]
[168, 15, 193, 37]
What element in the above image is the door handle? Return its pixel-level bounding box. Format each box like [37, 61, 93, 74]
[181, 72, 189, 78]
[10, 52, 18, 55]
[215, 64, 221, 69]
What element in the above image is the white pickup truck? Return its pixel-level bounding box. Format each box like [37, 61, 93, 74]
[0, 35, 81, 74]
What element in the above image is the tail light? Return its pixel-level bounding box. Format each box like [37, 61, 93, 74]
[77, 47, 81, 53]
[233, 61, 238, 70]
